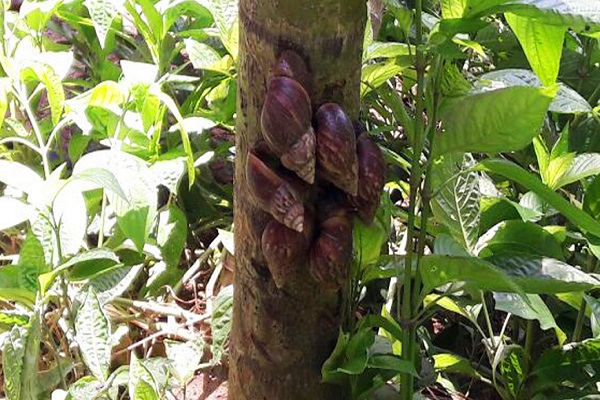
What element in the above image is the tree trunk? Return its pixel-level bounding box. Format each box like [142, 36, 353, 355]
[230, 1, 366, 399]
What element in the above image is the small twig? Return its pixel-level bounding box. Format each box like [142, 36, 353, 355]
[111, 297, 202, 321]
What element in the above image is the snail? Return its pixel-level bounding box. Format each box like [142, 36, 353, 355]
[314, 103, 359, 196]
[246, 152, 304, 232]
[349, 133, 386, 224]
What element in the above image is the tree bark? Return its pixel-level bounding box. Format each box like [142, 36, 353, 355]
[230, 1, 366, 399]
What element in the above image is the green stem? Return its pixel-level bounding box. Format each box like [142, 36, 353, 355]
[572, 257, 598, 342]
[524, 320, 534, 373]
[17, 85, 50, 178]
[399, 1, 426, 398]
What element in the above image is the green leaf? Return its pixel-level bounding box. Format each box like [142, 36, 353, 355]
[129, 353, 157, 399]
[157, 206, 187, 269]
[476, 159, 600, 237]
[161, 0, 212, 32]
[488, 254, 599, 293]
[531, 338, 600, 393]
[71, 167, 128, 201]
[584, 175, 600, 221]
[441, 0, 467, 18]
[20, 62, 65, 125]
[88, 264, 144, 304]
[208, 0, 238, 58]
[53, 182, 87, 257]
[322, 330, 351, 384]
[361, 62, 406, 97]
[134, 380, 159, 400]
[433, 353, 480, 378]
[476, 220, 564, 260]
[83, 0, 117, 48]
[0, 264, 43, 305]
[151, 88, 195, 185]
[0, 311, 30, 333]
[353, 201, 391, 269]
[150, 158, 186, 193]
[431, 154, 480, 252]
[494, 293, 566, 343]
[164, 339, 204, 385]
[0, 197, 34, 231]
[475, 69, 592, 114]
[584, 294, 600, 338]
[184, 39, 221, 71]
[66, 376, 103, 400]
[545, 152, 575, 189]
[2, 325, 28, 400]
[73, 150, 157, 252]
[75, 287, 111, 382]
[505, 13, 566, 86]
[367, 355, 417, 376]
[88, 81, 126, 108]
[463, 0, 600, 29]
[1, 310, 42, 400]
[211, 285, 233, 363]
[0, 160, 43, 198]
[339, 328, 375, 374]
[434, 86, 555, 155]
[364, 42, 412, 61]
[60, 248, 120, 281]
[499, 345, 528, 398]
[419, 255, 524, 293]
[554, 153, 600, 189]
[17, 232, 45, 270]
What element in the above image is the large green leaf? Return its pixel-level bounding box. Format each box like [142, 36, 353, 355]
[584, 175, 600, 221]
[52, 182, 87, 257]
[164, 339, 204, 385]
[134, 380, 159, 400]
[419, 255, 523, 293]
[494, 293, 566, 343]
[476, 220, 564, 260]
[208, 0, 238, 58]
[2, 325, 27, 400]
[505, 13, 566, 86]
[83, 0, 117, 48]
[75, 287, 111, 382]
[463, 0, 600, 28]
[0, 197, 34, 231]
[89, 264, 143, 304]
[488, 254, 599, 293]
[184, 39, 221, 71]
[531, 338, 600, 393]
[0, 264, 44, 305]
[128, 354, 157, 399]
[211, 285, 233, 363]
[73, 150, 157, 252]
[554, 153, 600, 189]
[3, 311, 42, 400]
[431, 154, 480, 252]
[157, 206, 187, 269]
[474, 69, 591, 114]
[66, 376, 103, 400]
[434, 86, 554, 155]
[20, 62, 65, 125]
[476, 159, 600, 237]
[0, 160, 43, 198]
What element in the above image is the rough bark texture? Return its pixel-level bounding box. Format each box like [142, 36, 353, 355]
[230, 1, 366, 399]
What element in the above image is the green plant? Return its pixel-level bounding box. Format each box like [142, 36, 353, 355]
[323, 1, 600, 399]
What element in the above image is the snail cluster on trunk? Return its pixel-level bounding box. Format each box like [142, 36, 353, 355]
[246, 50, 386, 291]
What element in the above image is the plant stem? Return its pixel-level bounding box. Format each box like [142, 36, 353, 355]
[17, 85, 50, 178]
[399, 1, 425, 398]
[572, 257, 598, 342]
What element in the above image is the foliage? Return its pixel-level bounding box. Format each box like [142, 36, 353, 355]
[1, 0, 600, 398]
